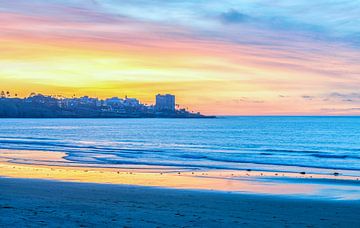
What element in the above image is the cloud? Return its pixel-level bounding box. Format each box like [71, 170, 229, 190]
[302, 92, 360, 104]
[321, 107, 360, 113]
[301, 95, 315, 100]
[329, 92, 360, 98]
[328, 92, 360, 103]
[220, 9, 250, 24]
[233, 97, 264, 104]
[279, 95, 290, 98]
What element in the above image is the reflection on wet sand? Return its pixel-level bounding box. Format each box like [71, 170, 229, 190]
[0, 149, 360, 200]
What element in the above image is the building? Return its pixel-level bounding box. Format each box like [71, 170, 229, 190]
[105, 97, 123, 106]
[124, 96, 140, 107]
[155, 94, 175, 112]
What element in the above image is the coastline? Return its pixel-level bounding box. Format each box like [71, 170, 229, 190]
[0, 94, 213, 118]
[1, 177, 360, 227]
[0, 115, 216, 119]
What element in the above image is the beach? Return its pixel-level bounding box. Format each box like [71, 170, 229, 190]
[1, 177, 360, 227]
[1, 118, 360, 227]
[1, 156, 360, 227]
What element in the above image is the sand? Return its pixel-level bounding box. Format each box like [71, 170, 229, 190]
[1, 177, 359, 227]
[2, 152, 360, 200]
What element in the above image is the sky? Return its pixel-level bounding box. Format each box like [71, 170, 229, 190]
[0, 0, 359, 115]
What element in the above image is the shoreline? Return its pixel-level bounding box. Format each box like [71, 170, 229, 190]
[1, 177, 360, 227]
[1, 150, 360, 201]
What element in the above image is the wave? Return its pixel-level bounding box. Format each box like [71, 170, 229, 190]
[264, 149, 326, 154]
[177, 154, 209, 159]
[63, 153, 360, 172]
[311, 154, 360, 159]
[1, 137, 360, 172]
[0, 136, 57, 141]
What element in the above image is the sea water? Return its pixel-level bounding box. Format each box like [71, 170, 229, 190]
[0, 117, 359, 175]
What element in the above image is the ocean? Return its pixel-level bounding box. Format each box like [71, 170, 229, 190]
[1, 117, 359, 176]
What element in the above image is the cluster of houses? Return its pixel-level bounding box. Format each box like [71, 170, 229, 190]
[0, 91, 210, 118]
[24, 93, 174, 114]
[56, 95, 143, 113]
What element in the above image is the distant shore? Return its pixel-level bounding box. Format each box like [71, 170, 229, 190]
[0, 115, 216, 118]
[1, 177, 359, 227]
[0, 94, 214, 118]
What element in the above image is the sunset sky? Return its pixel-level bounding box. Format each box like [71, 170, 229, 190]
[1, 0, 359, 115]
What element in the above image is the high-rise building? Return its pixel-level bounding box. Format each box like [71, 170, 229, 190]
[155, 94, 175, 112]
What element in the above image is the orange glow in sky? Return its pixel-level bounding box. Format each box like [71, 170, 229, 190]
[1, 1, 359, 115]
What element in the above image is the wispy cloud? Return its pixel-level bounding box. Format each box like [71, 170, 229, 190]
[302, 92, 360, 104]
[220, 9, 251, 24]
[327, 92, 360, 103]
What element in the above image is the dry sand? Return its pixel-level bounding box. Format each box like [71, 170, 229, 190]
[1, 177, 359, 227]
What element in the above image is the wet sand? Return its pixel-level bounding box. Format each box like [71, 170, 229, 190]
[1, 149, 360, 200]
[1, 177, 360, 227]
